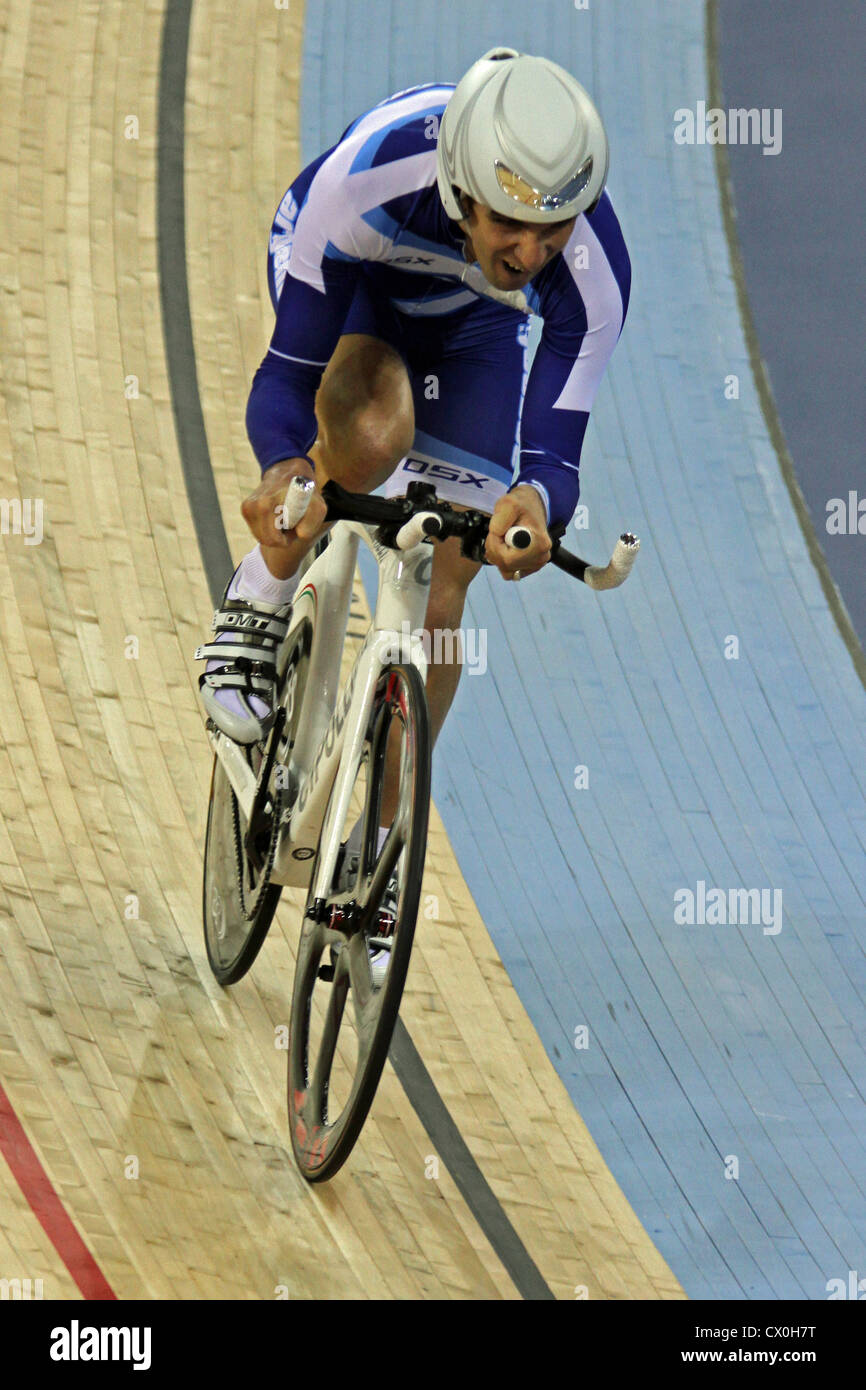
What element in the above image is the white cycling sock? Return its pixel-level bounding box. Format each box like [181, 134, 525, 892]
[230, 544, 300, 605]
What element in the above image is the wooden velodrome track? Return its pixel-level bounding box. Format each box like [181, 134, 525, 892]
[0, 1, 683, 1300]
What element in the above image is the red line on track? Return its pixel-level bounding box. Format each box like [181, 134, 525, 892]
[0, 1081, 117, 1300]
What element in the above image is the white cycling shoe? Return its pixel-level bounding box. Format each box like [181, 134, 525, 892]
[195, 568, 293, 745]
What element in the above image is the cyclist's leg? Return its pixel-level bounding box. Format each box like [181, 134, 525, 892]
[308, 331, 414, 495]
[423, 529, 483, 744]
[377, 305, 528, 815]
[393, 304, 527, 735]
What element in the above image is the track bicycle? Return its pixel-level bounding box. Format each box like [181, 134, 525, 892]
[201, 478, 639, 1181]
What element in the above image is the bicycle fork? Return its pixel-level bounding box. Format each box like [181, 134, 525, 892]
[304, 623, 428, 910]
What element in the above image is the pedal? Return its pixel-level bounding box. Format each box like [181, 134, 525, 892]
[318, 935, 349, 981]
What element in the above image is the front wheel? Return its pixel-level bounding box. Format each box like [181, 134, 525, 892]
[288, 662, 431, 1182]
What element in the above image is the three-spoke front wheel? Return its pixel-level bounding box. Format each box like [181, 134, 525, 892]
[288, 662, 431, 1182]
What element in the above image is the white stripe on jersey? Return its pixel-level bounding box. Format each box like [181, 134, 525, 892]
[551, 217, 627, 412]
[267, 347, 330, 366]
[290, 88, 451, 293]
[392, 289, 479, 315]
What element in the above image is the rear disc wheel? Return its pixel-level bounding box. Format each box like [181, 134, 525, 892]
[201, 753, 282, 985]
[201, 621, 310, 985]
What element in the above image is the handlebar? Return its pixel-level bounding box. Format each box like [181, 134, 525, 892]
[317, 478, 640, 590]
[392, 512, 530, 553]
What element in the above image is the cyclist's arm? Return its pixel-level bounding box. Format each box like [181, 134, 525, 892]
[245, 258, 361, 473]
[245, 126, 392, 474]
[246, 97, 449, 478]
[242, 250, 362, 548]
[515, 195, 631, 532]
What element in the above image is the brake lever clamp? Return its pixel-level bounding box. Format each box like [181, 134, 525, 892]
[403, 481, 441, 507]
[373, 497, 415, 550]
[457, 511, 492, 565]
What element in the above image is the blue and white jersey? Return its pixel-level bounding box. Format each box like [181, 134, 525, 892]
[247, 83, 631, 528]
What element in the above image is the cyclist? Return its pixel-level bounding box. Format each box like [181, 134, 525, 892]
[196, 47, 631, 752]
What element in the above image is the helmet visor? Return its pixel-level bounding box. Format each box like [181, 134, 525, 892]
[494, 155, 594, 214]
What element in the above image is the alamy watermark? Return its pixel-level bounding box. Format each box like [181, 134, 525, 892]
[1, 1277, 44, 1299]
[826, 492, 866, 535]
[50, 1321, 151, 1370]
[390, 620, 487, 675]
[826, 1270, 866, 1300]
[675, 880, 782, 936]
[0, 497, 43, 545]
[674, 101, 782, 156]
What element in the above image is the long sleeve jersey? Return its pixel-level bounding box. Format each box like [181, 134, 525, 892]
[247, 83, 631, 529]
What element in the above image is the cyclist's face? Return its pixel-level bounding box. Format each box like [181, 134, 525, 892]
[459, 199, 576, 289]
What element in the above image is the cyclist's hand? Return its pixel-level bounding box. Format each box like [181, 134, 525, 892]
[241, 457, 328, 547]
[486, 485, 551, 580]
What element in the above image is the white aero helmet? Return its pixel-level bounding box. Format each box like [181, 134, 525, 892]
[436, 47, 609, 224]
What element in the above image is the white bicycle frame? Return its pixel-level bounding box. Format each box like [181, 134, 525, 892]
[207, 520, 432, 897]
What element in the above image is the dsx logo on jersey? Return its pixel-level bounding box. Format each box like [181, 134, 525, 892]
[403, 458, 488, 490]
[50, 1320, 152, 1371]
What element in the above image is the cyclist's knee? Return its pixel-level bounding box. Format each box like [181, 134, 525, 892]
[344, 407, 414, 487]
[316, 338, 414, 487]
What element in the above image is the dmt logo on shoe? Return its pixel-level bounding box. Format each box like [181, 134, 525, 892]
[220, 612, 273, 631]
